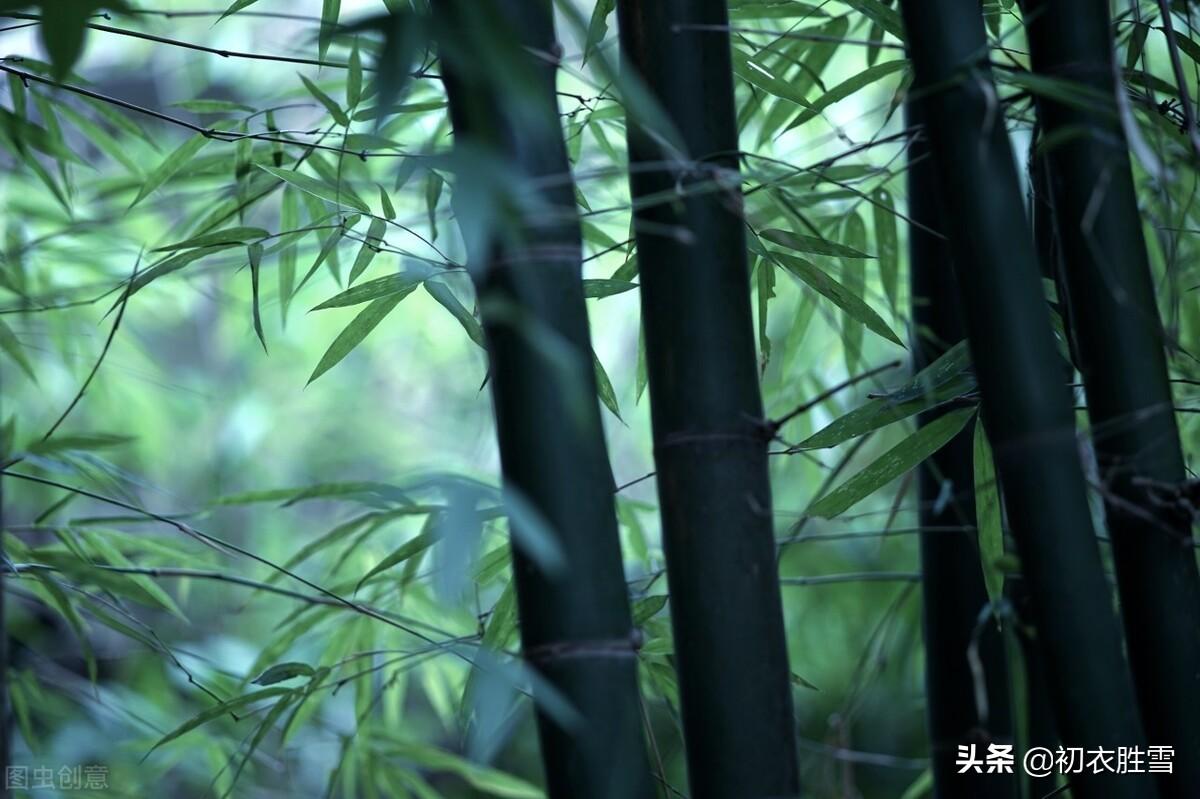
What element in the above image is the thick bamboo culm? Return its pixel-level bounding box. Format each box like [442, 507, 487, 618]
[615, 1, 800, 796]
[894, 2, 1158, 797]
[1021, 3, 1200, 795]
[433, 2, 654, 797]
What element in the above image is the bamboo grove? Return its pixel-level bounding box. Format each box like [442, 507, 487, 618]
[0, 1, 1197, 798]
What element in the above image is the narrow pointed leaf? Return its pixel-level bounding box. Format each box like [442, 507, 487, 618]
[808, 407, 976, 518]
[308, 293, 405, 383]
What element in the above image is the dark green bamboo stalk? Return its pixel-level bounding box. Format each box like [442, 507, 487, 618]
[1020, 5, 1200, 795]
[615, 2, 799, 796]
[906, 98, 1014, 799]
[432, 3, 653, 797]
[894, 3, 1157, 797]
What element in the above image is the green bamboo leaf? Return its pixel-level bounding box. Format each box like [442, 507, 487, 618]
[378, 183, 396, 220]
[130, 133, 211, 208]
[225, 693, 295, 798]
[769, 251, 903, 347]
[386, 740, 545, 799]
[761, 228, 873, 259]
[319, 0, 341, 60]
[257, 165, 371, 214]
[308, 293, 405, 384]
[172, 99, 255, 114]
[583, 278, 637, 298]
[807, 407, 976, 518]
[300, 74, 349, 127]
[279, 189, 298, 324]
[219, 0, 261, 21]
[756, 256, 775, 371]
[425, 171, 443, 241]
[252, 662, 315, 686]
[248, 243, 267, 352]
[733, 47, 812, 109]
[312, 271, 423, 310]
[356, 529, 437, 591]
[632, 594, 668, 625]
[55, 103, 141, 174]
[840, 214, 867, 374]
[787, 60, 908, 129]
[348, 218, 386, 284]
[973, 419, 1004, 612]
[424, 279, 484, 348]
[840, 0, 905, 39]
[0, 318, 36, 382]
[872, 188, 899, 311]
[129, 244, 242, 297]
[797, 341, 975, 449]
[145, 687, 293, 758]
[347, 39, 363, 107]
[26, 434, 132, 455]
[1125, 23, 1149, 71]
[583, 0, 615, 64]
[899, 768, 933, 799]
[153, 226, 267, 252]
[593, 350, 621, 420]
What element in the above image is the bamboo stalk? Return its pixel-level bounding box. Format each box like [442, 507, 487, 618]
[615, 2, 799, 796]
[432, 3, 654, 797]
[906, 98, 1014, 799]
[1020, 5, 1200, 795]
[894, 3, 1157, 797]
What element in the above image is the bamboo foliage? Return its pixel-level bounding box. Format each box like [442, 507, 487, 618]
[894, 2, 1158, 797]
[1020, 4, 1200, 795]
[615, 1, 799, 796]
[432, 2, 653, 797]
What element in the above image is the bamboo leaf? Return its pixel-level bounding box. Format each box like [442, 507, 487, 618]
[319, 0, 341, 61]
[787, 60, 908, 129]
[308, 293, 405, 384]
[279, 188, 298, 324]
[761, 228, 873, 259]
[872, 188, 899, 311]
[769, 251, 903, 347]
[807, 407, 976, 518]
[312, 270, 423, 310]
[378, 183, 396, 220]
[348, 218, 386, 284]
[797, 341, 974, 449]
[130, 134, 210, 208]
[145, 687, 294, 758]
[424, 279, 484, 348]
[386, 740, 545, 799]
[219, 0, 261, 21]
[153, 227, 267, 252]
[0, 318, 36, 382]
[973, 418, 1004, 611]
[583, 278, 637, 298]
[347, 40, 363, 108]
[300, 74, 349, 127]
[733, 47, 812, 109]
[249, 243, 267, 352]
[356, 529, 437, 591]
[593, 350, 621, 420]
[252, 662, 315, 686]
[257, 165, 371, 214]
[632, 594, 668, 625]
